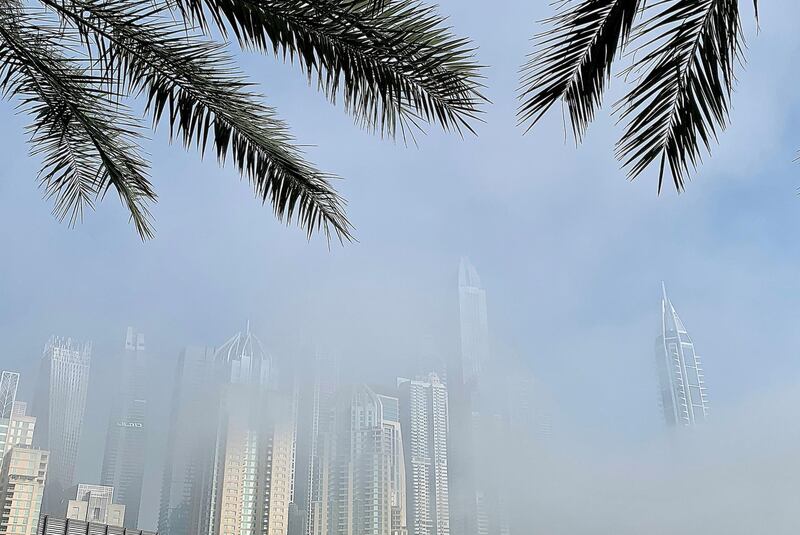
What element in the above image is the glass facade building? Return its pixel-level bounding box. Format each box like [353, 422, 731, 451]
[32, 337, 91, 514]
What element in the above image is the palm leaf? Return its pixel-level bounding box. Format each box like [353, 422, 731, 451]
[44, 0, 351, 240]
[172, 0, 486, 139]
[0, 4, 155, 237]
[615, 0, 744, 191]
[519, 0, 642, 141]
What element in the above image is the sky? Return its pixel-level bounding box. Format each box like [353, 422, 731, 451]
[1, 1, 800, 533]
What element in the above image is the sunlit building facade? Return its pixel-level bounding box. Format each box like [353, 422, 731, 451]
[329, 386, 407, 535]
[205, 325, 296, 535]
[4, 402, 36, 456]
[0, 446, 49, 535]
[398, 374, 450, 535]
[656, 283, 710, 427]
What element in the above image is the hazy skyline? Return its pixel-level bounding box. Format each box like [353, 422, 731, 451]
[1, 1, 800, 533]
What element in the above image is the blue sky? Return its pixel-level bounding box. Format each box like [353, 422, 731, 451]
[1, 1, 799, 531]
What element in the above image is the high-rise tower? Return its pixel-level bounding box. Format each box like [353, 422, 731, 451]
[101, 328, 148, 528]
[398, 374, 450, 535]
[0, 445, 49, 535]
[158, 346, 219, 535]
[452, 258, 512, 535]
[206, 324, 296, 535]
[32, 337, 91, 514]
[656, 283, 710, 427]
[457, 258, 489, 391]
[328, 386, 407, 535]
[294, 353, 338, 535]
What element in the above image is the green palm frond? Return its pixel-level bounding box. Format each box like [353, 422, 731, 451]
[521, 0, 757, 191]
[45, 0, 351, 240]
[172, 0, 486, 139]
[0, 0, 484, 239]
[616, 0, 744, 191]
[0, 5, 155, 237]
[519, 0, 642, 141]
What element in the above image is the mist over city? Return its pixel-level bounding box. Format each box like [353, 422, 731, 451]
[2, 0, 800, 534]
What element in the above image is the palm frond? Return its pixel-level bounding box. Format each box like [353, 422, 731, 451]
[615, 0, 744, 191]
[172, 0, 485, 139]
[46, 0, 351, 240]
[518, 0, 642, 141]
[0, 4, 155, 237]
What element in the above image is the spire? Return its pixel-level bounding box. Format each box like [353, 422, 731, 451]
[661, 282, 687, 335]
[459, 257, 482, 288]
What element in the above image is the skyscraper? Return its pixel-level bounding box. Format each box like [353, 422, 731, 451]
[452, 259, 512, 535]
[0, 403, 48, 535]
[205, 325, 296, 535]
[398, 374, 450, 535]
[449, 259, 486, 535]
[376, 394, 408, 535]
[328, 386, 407, 535]
[0, 446, 49, 535]
[32, 337, 91, 514]
[457, 258, 490, 391]
[158, 346, 219, 535]
[101, 328, 148, 528]
[4, 402, 36, 454]
[295, 353, 338, 535]
[656, 283, 710, 427]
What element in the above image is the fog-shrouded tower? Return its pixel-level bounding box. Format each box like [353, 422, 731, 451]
[458, 258, 489, 392]
[656, 283, 710, 427]
[158, 346, 219, 535]
[101, 327, 148, 528]
[205, 324, 296, 535]
[449, 258, 487, 535]
[293, 352, 338, 535]
[328, 386, 407, 535]
[398, 374, 450, 535]
[32, 337, 91, 514]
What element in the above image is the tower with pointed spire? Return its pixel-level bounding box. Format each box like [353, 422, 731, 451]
[205, 323, 296, 535]
[655, 283, 709, 427]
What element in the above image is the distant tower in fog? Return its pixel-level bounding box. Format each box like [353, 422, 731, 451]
[328, 386, 407, 535]
[32, 337, 91, 513]
[458, 258, 489, 389]
[304, 353, 338, 535]
[398, 374, 450, 535]
[656, 283, 709, 427]
[101, 328, 148, 528]
[157, 346, 218, 535]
